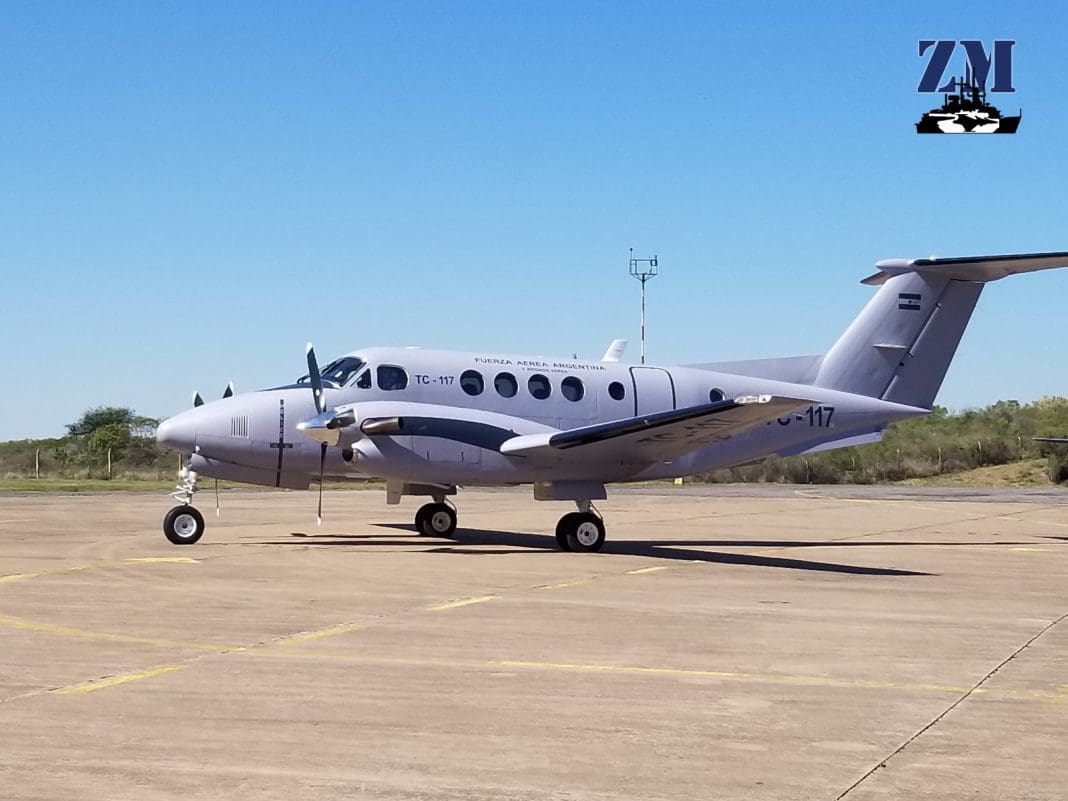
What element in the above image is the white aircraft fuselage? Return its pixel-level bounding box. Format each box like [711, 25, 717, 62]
[158, 346, 923, 490]
[154, 250, 1068, 550]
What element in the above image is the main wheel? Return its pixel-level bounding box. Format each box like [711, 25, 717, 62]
[555, 513, 578, 551]
[163, 505, 205, 545]
[415, 503, 457, 537]
[565, 512, 605, 553]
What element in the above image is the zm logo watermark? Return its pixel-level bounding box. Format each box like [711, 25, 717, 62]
[915, 40, 1020, 134]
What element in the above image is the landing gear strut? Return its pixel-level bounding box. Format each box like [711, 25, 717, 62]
[555, 501, 605, 552]
[415, 500, 457, 537]
[164, 464, 205, 545]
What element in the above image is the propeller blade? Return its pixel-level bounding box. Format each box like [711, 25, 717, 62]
[193, 391, 204, 408]
[214, 478, 220, 518]
[316, 443, 326, 526]
[306, 342, 325, 415]
[222, 382, 234, 399]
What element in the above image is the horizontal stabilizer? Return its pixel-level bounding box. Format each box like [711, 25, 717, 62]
[861, 251, 1068, 286]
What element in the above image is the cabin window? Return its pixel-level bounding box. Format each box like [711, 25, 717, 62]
[377, 365, 408, 391]
[561, 376, 584, 402]
[495, 372, 518, 398]
[608, 381, 626, 401]
[709, 388, 725, 403]
[528, 373, 551, 400]
[460, 370, 484, 396]
[356, 369, 372, 389]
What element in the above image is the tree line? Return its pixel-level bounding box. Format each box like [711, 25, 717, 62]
[697, 396, 1068, 485]
[0, 398, 1065, 484]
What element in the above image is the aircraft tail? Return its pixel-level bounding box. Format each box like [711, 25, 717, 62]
[813, 252, 1068, 408]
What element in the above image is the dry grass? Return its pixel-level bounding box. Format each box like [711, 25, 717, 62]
[896, 459, 1053, 488]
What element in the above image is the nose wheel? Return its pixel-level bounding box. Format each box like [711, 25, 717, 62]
[163, 462, 206, 545]
[164, 505, 205, 545]
[415, 502, 457, 537]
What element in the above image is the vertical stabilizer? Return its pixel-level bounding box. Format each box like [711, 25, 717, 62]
[814, 272, 977, 405]
[815, 250, 1068, 407]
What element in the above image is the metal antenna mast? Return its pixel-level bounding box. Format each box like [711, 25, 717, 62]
[629, 248, 659, 364]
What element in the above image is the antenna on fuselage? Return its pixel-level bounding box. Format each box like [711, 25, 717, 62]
[629, 248, 659, 364]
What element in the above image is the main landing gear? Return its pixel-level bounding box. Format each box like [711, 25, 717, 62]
[415, 500, 458, 537]
[163, 464, 206, 545]
[555, 501, 606, 552]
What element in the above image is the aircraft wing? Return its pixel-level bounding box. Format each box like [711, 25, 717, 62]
[499, 395, 813, 463]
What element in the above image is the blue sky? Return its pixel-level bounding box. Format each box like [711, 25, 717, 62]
[2, 1, 1066, 439]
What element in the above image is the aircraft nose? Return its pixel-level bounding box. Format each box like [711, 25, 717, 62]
[156, 412, 197, 453]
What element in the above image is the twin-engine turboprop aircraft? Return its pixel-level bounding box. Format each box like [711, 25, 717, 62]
[156, 251, 1068, 551]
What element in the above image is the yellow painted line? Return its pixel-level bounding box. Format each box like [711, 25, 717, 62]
[225, 650, 1066, 703]
[55, 664, 187, 695]
[482, 658, 968, 693]
[426, 595, 495, 611]
[0, 557, 198, 584]
[0, 614, 228, 651]
[533, 578, 595, 591]
[625, 566, 671, 575]
[276, 623, 363, 645]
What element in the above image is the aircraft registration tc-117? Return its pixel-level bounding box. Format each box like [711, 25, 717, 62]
[156, 251, 1068, 551]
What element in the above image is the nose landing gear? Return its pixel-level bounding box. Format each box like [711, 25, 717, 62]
[163, 464, 206, 545]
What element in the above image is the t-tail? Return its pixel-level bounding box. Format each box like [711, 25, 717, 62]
[814, 252, 1068, 408]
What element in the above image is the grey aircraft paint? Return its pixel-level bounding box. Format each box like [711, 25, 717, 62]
[155, 251, 1068, 549]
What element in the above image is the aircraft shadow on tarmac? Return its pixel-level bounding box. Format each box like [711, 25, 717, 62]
[257, 525, 945, 577]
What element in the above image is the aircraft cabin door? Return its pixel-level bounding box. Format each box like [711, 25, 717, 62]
[629, 367, 676, 416]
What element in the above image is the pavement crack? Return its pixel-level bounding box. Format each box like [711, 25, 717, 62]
[835, 609, 1068, 800]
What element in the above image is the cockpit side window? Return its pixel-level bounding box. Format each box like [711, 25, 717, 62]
[298, 356, 366, 388]
[377, 365, 408, 391]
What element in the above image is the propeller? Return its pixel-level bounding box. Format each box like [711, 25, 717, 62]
[306, 342, 327, 526]
[193, 382, 234, 408]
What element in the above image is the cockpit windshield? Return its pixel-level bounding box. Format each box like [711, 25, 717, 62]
[297, 356, 366, 388]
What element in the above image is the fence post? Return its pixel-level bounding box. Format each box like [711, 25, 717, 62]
[977, 440, 983, 466]
[107, 448, 112, 480]
[35, 449, 40, 479]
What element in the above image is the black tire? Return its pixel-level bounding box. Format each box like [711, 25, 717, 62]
[163, 505, 205, 545]
[565, 512, 605, 553]
[417, 503, 456, 537]
[555, 513, 578, 551]
[414, 503, 434, 535]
